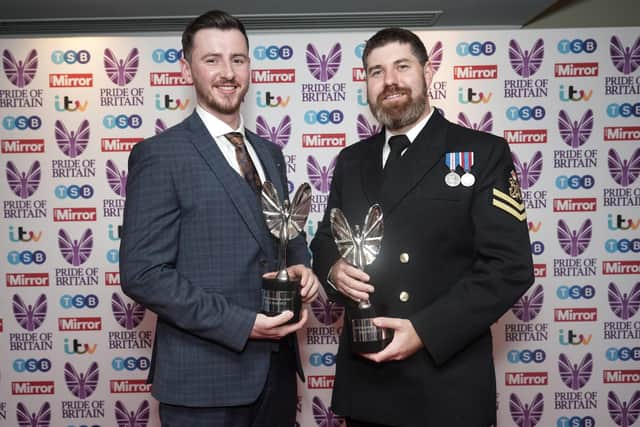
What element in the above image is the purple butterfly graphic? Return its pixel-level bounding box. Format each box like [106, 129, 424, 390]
[509, 39, 544, 78]
[312, 396, 344, 427]
[608, 148, 640, 187]
[558, 353, 592, 390]
[115, 400, 150, 427]
[112, 292, 146, 329]
[256, 115, 292, 149]
[608, 282, 640, 320]
[106, 159, 127, 197]
[104, 47, 139, 86]
[13, 293, 47, 332]
[6, 160, 41, 199]
[55, 119, 90, 158]
[155, 118, 167, 135]
[306, 43, 341, 82]
[457, 112, 493, 132]
[64, 361, 99, 399]
[16, 401, 51, 427]
[558, 109, 593, 149]
[356, 114, 382, 140]
[557, 219, 592, 257]
[2, 49, 37, 88]
[610, 36, 640, 75]
[58, 228, 93, 266]
[307, 155, 337, 194]
[428, 41, 443, 73]
[512, 151, 543, 190]
[609, 390, 640, 427]
[511, 284, 543, 322]
[311, 292, 344, 325]
[509, 393, 543, 427]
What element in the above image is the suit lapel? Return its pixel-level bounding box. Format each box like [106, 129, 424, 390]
[185, 113, 271, 255]
[380, 111, 449, 216]
[361, 133, 385, 205]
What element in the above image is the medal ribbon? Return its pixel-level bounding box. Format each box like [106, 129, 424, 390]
[445, 152, 461, 171]
[461, 152, 474, 172]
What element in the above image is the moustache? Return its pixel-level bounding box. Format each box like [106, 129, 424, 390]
[378, 85, 411, 102]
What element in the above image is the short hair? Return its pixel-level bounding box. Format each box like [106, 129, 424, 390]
[182, 10, 249, 62]
[362, 27, 428, 69]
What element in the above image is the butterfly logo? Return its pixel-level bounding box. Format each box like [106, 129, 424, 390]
[509, 39, 544, 78]
[608, 148, 640, 187]
[558, 353, 593, 390]
[558, 109, 593, 149]
[6, 160, 41, 199]
[311, 291, 344, 325]
[610, 36, 640, 75]
[64, 361, 99, 399]
[2, 49, 37, 88]
[55, 119, 90, 158]
[356, 114, 381, 140]
[512, 151, 543, 190]
[307, 155, 337, 194]
[106, 159, 127, 197]
[306, 43, 341, 82]
[16, 401, 51, 427]
[511, 284, 543, 322]
[112, 292, 146, 330]
[312, 396, 345, 427]
[104, 48, 139, 86]
[58, 228, 93, 266]
[608, 390, 640, 427]
[155, 118, 167, 135]
[428, 41, 443, 73]
[509, 393, 543, 427]
[457, 112, 493, 132]
[115, 400, 150, 427]
[256, 115, 292, 149]
[13, 293, 47, 332]
[557, 219, 592, 257]
[608, 282, 640, 320]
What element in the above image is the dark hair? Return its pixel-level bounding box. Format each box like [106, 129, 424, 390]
[362, 27, 428, 69]
[182, 10, 249, 62]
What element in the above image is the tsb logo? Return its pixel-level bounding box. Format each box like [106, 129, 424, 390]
[112, 356, 151, 371]
[60, 294, 99, 309]
[54, 184, 94, 199]
[556, 285, 595, 300]
[555, 175, 595, 190]
[557, 38, 597, 54]
[606, 347, 640, 361]
[605, 238, 640, 253]
[309, 352, 336, 367]
[304, 110, 344, 125]
[606, 102, 640, 118]
[456, 41, 496, 56]
[103, 114, 142, 129]
[506, 106, 545, 121]
[152, 48, 183, 63]
[13, 358, 52, 372]
[507, 349, 546, 363]
[2, 115, 42, 130]
[7, 250, 46, 265]
[51, 50, 91, 64]
[531, 241, 545, 255]
[253, 45, 293, 60]
[556, 416, 595, 427]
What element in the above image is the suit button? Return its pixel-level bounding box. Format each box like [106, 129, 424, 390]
[399, 291, 409, 302]
[399, 253, 410, 263]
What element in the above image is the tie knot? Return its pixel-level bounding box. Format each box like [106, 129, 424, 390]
[388, 135, 410, 155]
[225, 132, 245, 147]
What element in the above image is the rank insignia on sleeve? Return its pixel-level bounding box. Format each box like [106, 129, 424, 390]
[508, 170, 523, 202]
[492, 187, 526, 221]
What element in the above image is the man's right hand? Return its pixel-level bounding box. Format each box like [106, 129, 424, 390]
[249, 309, 308, 339]
[329, 258, 375, 302]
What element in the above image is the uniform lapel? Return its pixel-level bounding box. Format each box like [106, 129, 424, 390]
[380, 110, 449, 216]
[361, 133, 385, 205]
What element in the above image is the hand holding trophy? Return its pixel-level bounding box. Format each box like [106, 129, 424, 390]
[261, 181, 312, 323]
[330, 205, 392, 353]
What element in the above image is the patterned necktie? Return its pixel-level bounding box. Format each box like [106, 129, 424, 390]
[225, 132, 263, 195]
[384, 134, 410, 174]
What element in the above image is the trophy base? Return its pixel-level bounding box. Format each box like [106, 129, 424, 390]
[261, 277, 301, 324]
[349, 305, 393, 353]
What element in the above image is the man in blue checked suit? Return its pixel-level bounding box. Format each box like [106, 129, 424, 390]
[119, 10, 320, 427]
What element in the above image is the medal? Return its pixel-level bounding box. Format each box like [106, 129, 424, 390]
[445, 171, 461, 187]
[460, 152, 475, 187]
[444, 152, 461, 187]
[460, 172, 475, 187]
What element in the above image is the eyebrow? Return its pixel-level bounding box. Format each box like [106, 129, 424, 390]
[367, 57, 412, 73]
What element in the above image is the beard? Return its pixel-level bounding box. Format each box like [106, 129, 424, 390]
[197, 78, 247, 115]
[369, 83, 428, 131]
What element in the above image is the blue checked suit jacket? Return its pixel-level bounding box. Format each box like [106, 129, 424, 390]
[119, 111, 309, 407]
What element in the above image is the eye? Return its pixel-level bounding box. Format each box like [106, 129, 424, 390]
[368, 69, 382, 78]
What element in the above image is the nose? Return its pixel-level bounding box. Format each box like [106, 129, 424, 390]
[220, 59, 235, 79]
[383, 67, 398, 86]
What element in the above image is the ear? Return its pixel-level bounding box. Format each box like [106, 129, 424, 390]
[423, 61, 435, 89]
[180, 57, 194, 84]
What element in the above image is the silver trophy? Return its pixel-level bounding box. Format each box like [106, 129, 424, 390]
[261, 181, 312, 323]
[330, 205, 392, 353]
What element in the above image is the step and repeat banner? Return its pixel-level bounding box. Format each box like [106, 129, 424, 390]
[1, 26, 639, 427]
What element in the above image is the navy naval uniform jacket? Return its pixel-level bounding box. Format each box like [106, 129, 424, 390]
[310, 110, 534, 427]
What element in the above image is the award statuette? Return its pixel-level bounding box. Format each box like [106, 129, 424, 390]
[330, 205, 392, 353]
[261, 181, 312, 323]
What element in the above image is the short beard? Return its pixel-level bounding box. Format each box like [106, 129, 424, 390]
[369, 84, 428, 131]
[197, 79, 247, 115]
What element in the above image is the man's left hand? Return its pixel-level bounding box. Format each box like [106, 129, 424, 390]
[286, 264, 320, 303]
[360, 317, 424, 363]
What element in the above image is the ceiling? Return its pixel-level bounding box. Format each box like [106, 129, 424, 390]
[0, 0, 563, 35]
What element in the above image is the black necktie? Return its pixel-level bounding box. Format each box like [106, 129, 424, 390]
[225, 132, 263, 195]
[385, 135, 410, 174]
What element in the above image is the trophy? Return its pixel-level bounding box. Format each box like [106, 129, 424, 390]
[330, 205, 392, 353]
[261, 181, 312, 323]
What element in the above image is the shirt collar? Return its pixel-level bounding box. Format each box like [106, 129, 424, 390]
[196, 103, 245, 138]
[385, 107, 434, 144]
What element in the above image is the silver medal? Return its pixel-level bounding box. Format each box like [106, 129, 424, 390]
[460, 172, 475, 187]
[445, 171, 461, 187]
